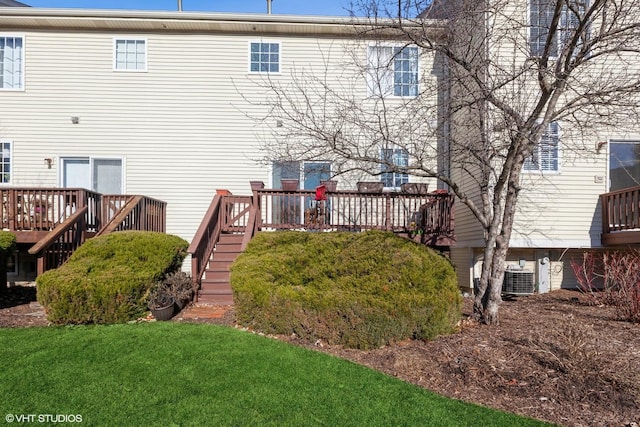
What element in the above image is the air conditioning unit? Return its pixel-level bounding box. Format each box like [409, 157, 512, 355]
[502, 269, 535, 295]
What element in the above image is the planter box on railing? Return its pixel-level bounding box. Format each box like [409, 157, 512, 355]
[357, 181, 384, 193]
[401, 183, 429, 194]
[320, 180, 338, 191]
[281, 179, 299, 191]
[250, 181, 265, 191]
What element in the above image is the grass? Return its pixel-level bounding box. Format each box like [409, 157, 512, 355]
[0, 323, 552, 426]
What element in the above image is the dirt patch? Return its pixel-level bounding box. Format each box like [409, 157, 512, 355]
[0, 285, 48, 328]
[2, 287, 639, 426]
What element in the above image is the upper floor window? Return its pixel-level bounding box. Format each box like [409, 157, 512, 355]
[0, 36, 24, 90]
[250, 42, 280, 73]
[114, 38, 147, 71]
[381, 148, 409, 188]
[530, 0, 587, 57]
[609, 141, 640, 191]
[367, 46, 418, 97]
[524, 122, 559, 172]
[0, 141, 12, 183]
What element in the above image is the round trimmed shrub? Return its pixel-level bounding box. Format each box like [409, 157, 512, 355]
[231, 230, 462, 349]
[0, 231, 16, 254]
[37, 231, 188, 324]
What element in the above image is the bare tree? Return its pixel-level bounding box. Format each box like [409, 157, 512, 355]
[253, 0, 640, 324]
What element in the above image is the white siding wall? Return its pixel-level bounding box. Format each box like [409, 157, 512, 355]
[0, 26, 440, 259]
[0, 30, 362, 244]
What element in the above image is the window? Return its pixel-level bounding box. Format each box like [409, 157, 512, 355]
[381, 148, 409, 188]
[61, 157, 123, 194]
[609, 141, 640, 191]
[114, 38, 147, 71]
[272, 161, 331, 189]
[303, 162, 331, 190]
[0, 36, 24, 90]
[530, 0, 587, 57]
[367, 46, 418, 97]
[0, 141, 11, 183]
[524, 122, 559, 172]
[250, 42, 280, 73]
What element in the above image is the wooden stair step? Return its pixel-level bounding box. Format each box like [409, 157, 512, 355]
[196, 232, 245, 306]
[197, 294, 234, 305]
[207, 260, 233, 271]
[218, 234, 244, 244]
[200, 281, 232, 295]
[202, 268, 231, 281]
[211, 251, 241, 262]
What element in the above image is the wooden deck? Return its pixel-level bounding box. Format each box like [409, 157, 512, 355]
[0, 188, 166, 275]
[601, 185, 640, 246]
[188, 182, 455, 304]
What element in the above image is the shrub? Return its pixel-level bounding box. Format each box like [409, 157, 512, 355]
[37, 231, 188, 324]
[231, 231, 462, 349]
[148, 271, 193, 311]
[0, 231, 16, 290]
[0, 231, 16, 253]
[571, 250, 640, 323]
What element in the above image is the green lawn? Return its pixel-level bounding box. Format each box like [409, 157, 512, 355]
[0, 323, 552, 426]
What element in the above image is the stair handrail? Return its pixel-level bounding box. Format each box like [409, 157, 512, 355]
[187, 194, 223, 291]
[28, 206, 88, 275]
[241, 205, 259, 251]
[95, 196, 141, 237]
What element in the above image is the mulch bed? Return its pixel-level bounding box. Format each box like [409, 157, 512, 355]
[2, 286, 639, 427]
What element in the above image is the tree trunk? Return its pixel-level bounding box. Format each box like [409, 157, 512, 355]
[473, 234, 497, 321]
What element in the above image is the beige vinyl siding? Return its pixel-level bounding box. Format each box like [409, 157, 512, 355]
[0, 26, 438, 256]
[0, 30, 358, 245]
[449, 246, 473, 292]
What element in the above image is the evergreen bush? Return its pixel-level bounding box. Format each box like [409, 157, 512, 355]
[0, 231, 16, 253]
[231, 231, 462, 349]
[37, 231, 188, 324]
[0, 231, 16, 290]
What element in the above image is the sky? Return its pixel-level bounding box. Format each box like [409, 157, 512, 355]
[24, 0, 354, 16]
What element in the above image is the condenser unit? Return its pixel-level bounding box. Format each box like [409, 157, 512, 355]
[502, 269, 535, 295]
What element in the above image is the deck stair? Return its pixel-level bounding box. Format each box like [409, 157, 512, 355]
[197, 232, 244, 305]
[188, 185, 455, 308]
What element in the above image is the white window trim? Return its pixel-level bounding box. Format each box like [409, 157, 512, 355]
[0, 139, 13, 185]
[522, 122, 562, 174]
[57, 155, 126, 193]
[269, 160, 332, 188]
[366, 44, 420, 99]
[247, 40, 282, 75]
[0, 34, 25, 91]
[528, 0, 588, 59]
[113, 37, 148, 73]
[607, 139, 640, 192]
[380, 146, 410, 189]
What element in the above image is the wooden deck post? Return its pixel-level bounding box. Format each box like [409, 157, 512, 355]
[385, 192, 391, 231]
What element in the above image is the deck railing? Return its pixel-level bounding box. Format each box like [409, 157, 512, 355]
[601, 185, 640, 245]
[254, 188, 454, 243]
[28, 207, 88, 275]
[188, 195, 224, 296]
[97, 195, 167, 236]
[0, 188, 101, 233]
[1, 187, 167, 275]
[188, 184, 456, 294]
